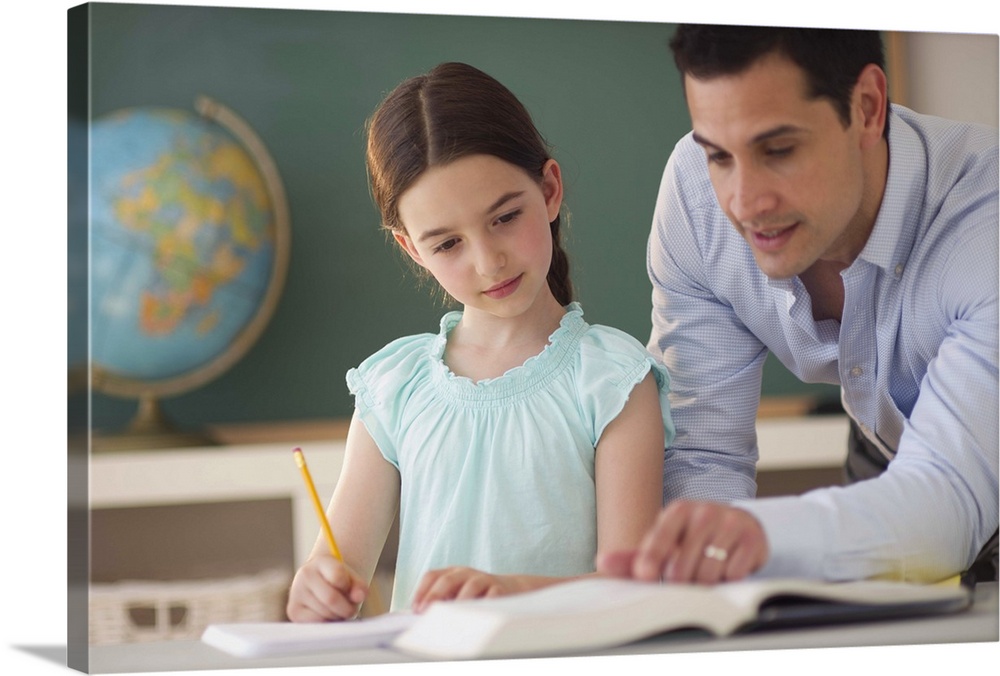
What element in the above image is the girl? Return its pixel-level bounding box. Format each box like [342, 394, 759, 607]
[287, 62, 673, 621]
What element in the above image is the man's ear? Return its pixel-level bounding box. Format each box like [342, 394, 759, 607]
[854, 63, 888, 149]
[393, 231, 427, 269]
[540, 159, 564, 223]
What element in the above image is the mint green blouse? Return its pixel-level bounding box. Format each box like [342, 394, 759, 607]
[347, 303, 674, 610]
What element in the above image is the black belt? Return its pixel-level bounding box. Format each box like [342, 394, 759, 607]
[844, 418, 891, 483]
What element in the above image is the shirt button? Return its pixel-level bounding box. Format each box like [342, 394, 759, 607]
[850, 366, 864, 377]
[894, 263, 904, 278]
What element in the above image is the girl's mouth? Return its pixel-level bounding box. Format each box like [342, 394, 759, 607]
[483, 275, 523, 299]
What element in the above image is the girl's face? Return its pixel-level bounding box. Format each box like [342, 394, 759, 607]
[394, 154, 563, 320]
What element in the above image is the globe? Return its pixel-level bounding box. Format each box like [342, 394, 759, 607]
[90, 97, 290, 449]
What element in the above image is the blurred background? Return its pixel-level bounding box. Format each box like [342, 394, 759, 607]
[77, 4, 863, 439]
[76, 5, 997, 441]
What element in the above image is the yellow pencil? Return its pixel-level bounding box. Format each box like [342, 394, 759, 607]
[293, 447, 343, 562]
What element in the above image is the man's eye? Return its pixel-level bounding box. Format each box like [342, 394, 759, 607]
[765, 146, 794, 158]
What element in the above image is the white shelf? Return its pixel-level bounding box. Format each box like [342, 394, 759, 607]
[85, 415, 849, 570]
[88, 440, 346, 567]
[755, 415, 849, 470]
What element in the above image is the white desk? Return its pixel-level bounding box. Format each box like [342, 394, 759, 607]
[86, 582, 998, 674]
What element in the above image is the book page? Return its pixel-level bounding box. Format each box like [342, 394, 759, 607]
[437, 578, 674, 617]
[393, 578, 735, 659]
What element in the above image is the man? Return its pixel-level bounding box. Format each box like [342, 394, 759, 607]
[599, 25, 998, 585]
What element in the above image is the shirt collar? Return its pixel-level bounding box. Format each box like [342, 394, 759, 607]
[855, 104, 926, 273]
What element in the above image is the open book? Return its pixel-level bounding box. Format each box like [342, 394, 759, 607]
[391, 576, 971, 660]
[202, 577, 970, 660]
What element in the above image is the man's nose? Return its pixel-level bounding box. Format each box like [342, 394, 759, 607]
[727, 163, 778, 223]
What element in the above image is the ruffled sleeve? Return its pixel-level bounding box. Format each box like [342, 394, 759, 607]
[574, 324, 675, 448]
[346, 333, 436, 467]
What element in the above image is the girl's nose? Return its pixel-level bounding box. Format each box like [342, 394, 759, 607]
[475, 242, 505, 277]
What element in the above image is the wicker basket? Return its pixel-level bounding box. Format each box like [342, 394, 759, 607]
[89, 568, 291, 645]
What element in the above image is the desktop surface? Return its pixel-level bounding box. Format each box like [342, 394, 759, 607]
[87, 582, 998, 674]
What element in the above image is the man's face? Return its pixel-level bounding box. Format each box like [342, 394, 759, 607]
[686, 52, 878, 279]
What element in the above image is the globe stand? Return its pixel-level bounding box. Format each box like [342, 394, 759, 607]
[90, 97, 291, 454]
[92, 394, 217, 452]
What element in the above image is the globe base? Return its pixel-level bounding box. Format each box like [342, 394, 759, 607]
[92, 394, 218, 453]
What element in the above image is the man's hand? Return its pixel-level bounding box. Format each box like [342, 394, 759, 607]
[597, 500, 768, 584]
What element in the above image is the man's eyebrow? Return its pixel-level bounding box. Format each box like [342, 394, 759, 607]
[749, 124, 806, 144]
[692, 124, 806, 151]
[691, 131, 720, 149]
[416, 191, 525, 243]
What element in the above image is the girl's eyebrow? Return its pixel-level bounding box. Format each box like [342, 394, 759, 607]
[417, 226, 452, 243]
[485, 190, 524, 214]
[416, 190, 525, 243]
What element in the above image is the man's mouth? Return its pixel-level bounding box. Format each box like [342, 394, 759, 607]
[748, 222, 798, 250]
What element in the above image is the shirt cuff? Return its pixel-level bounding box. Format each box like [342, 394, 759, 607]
[735, 495, 830, 578]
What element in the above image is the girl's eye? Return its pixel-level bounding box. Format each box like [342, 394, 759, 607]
[495, 209, 522, 225]
[434, 238, 459, 254]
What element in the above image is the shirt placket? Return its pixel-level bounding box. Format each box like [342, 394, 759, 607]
[838, 263, 885, 451]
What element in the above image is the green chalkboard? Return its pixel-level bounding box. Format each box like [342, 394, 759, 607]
[84, 3, 837, 432]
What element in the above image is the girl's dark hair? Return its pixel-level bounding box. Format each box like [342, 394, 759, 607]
[670, 25, 889, 138]
[365, 61, 573, 306]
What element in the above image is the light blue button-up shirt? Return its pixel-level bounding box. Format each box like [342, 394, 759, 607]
[648, 104, 998, 581]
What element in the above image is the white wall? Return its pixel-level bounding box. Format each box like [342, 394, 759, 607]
[900, 31, 999, 127]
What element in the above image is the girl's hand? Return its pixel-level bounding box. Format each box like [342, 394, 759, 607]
[286, 553, 369, 622]
[411, 567, 529, 612]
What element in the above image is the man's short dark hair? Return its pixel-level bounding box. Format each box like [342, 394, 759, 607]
[669, 25, 888, 136]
